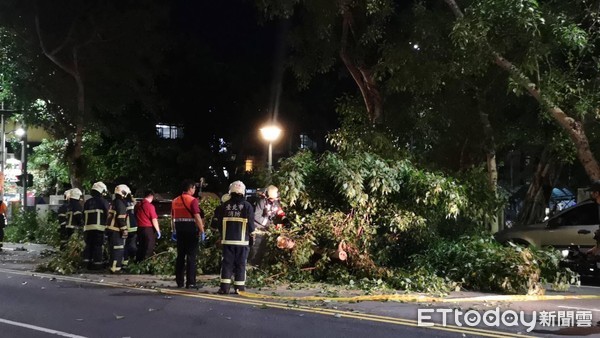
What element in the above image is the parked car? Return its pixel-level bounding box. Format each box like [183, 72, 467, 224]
[495, 200, 599, 250]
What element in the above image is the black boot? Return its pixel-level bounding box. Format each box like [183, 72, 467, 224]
[217, 283, 231, 294]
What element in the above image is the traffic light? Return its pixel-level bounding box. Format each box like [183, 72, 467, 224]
[16, 173, 33, 187]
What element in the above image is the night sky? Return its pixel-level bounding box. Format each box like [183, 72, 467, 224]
[164, 0, 344, 156]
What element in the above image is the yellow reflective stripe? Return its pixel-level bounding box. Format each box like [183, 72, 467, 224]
[73, 211, 82, 215]
[126, 205, 134, 211]
[117, 215, 127, 219]
[113, 245, 124, 249]
[120, 226, 128, 231]
[221, 240, 249, 245]
[84, 225, 105, 231]
[128, 227, 137, 232]
[221, 279, 232, 284]
[233, 281, 245, 286]
[107, 226, 120, 231]
[58, 213, 66, 217]
[110, 261, 121, 272]
[223, 217, 247, 223]
[174, 218, 194, 222]
[222, 217, 248, 243]
[65, 225, 76, 229]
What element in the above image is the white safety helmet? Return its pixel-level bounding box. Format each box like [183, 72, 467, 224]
[228, 181, 246, 196]
[70, 188, 83, 200]
[63, 189, 72, 200]
[266, 185, 279, 199]
[114, 184, 131, 198]
[92, 181, 108, 194]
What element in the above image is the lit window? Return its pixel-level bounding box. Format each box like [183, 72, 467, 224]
[300, 134, 317, 150]
[245, 159, 253, 172]
[156, 124, 184, 139]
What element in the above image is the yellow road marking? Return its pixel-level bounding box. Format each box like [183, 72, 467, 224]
[238, 290, 600, 303]
[0, 268, 536, 338]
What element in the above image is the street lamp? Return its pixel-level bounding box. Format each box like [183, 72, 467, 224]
[260, 124, 282, 174]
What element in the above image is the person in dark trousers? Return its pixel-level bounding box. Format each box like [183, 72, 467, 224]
[82, 181, 110, 270]
[122, 194, 138, 269]
[250, 185, 290, 265]
[0, 199, 7, 252]
[107, 184, 130, 273]
[135, 190, 161, 261]
[211, 180, 254, 294]
[171, 180, 205, 288]
[58, 189, 71, 249]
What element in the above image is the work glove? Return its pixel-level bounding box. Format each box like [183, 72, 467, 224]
[156, 230, 161, 240]
[200, 232, 206, 242]
[171, 232, 177, 241]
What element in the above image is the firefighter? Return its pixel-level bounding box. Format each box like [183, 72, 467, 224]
[82, 182, 109, 270]
[107, 184, 130, 273]
[250, 185, 290, 264]
[211, 180, 254, 294]
[65, 188, 84, 239]
[123, 194, 138, 268]
[58, 189, 71, 249]
[171, 180, 205, 288]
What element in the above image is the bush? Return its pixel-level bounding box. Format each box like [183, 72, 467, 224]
[410, 234, 578, 294]
[4, 209, 60, 246]
[36, 231, 85, 275]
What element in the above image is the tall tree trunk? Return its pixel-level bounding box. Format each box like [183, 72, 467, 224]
[478, 103, 497, 191]
[443, 0, 600, 181]
[339, 4, 383, 124]
[518, 148, 562, 225]
[35, 13, 85, 188]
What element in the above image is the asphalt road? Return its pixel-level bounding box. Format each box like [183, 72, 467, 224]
[0, 270, 492, 338]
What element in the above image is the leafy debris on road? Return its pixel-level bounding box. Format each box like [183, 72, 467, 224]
[113, 314, 125, 320]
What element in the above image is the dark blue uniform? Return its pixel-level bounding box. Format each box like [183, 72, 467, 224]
[123, 199, 138, 267]
[211, 195, 254, 293]
[82, 194, 109, 269]
[107, 198, 128, 273]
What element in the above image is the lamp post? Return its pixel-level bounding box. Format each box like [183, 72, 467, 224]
[260, 125, 282, 174]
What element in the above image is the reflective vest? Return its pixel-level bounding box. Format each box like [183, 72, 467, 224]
[171, 194, 198, 227]
[83, 196, 109, 232]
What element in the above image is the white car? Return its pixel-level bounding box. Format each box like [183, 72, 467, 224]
[495, 200, 599, 249]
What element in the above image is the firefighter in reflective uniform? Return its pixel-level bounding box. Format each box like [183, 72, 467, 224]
[58, 189, 71, 249]
[171, 180, 205, 288]
[123, 194, 138, 268]
[65, 188, 84, 238]
[211, 180, 254, 294]
[82, 182, 109, 270]
[106, 184, 130, 273]
[250, 185, 290, 264]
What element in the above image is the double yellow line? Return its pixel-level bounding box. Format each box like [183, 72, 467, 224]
[238, 290, 600, 303]
[0, 268, 530, 338]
